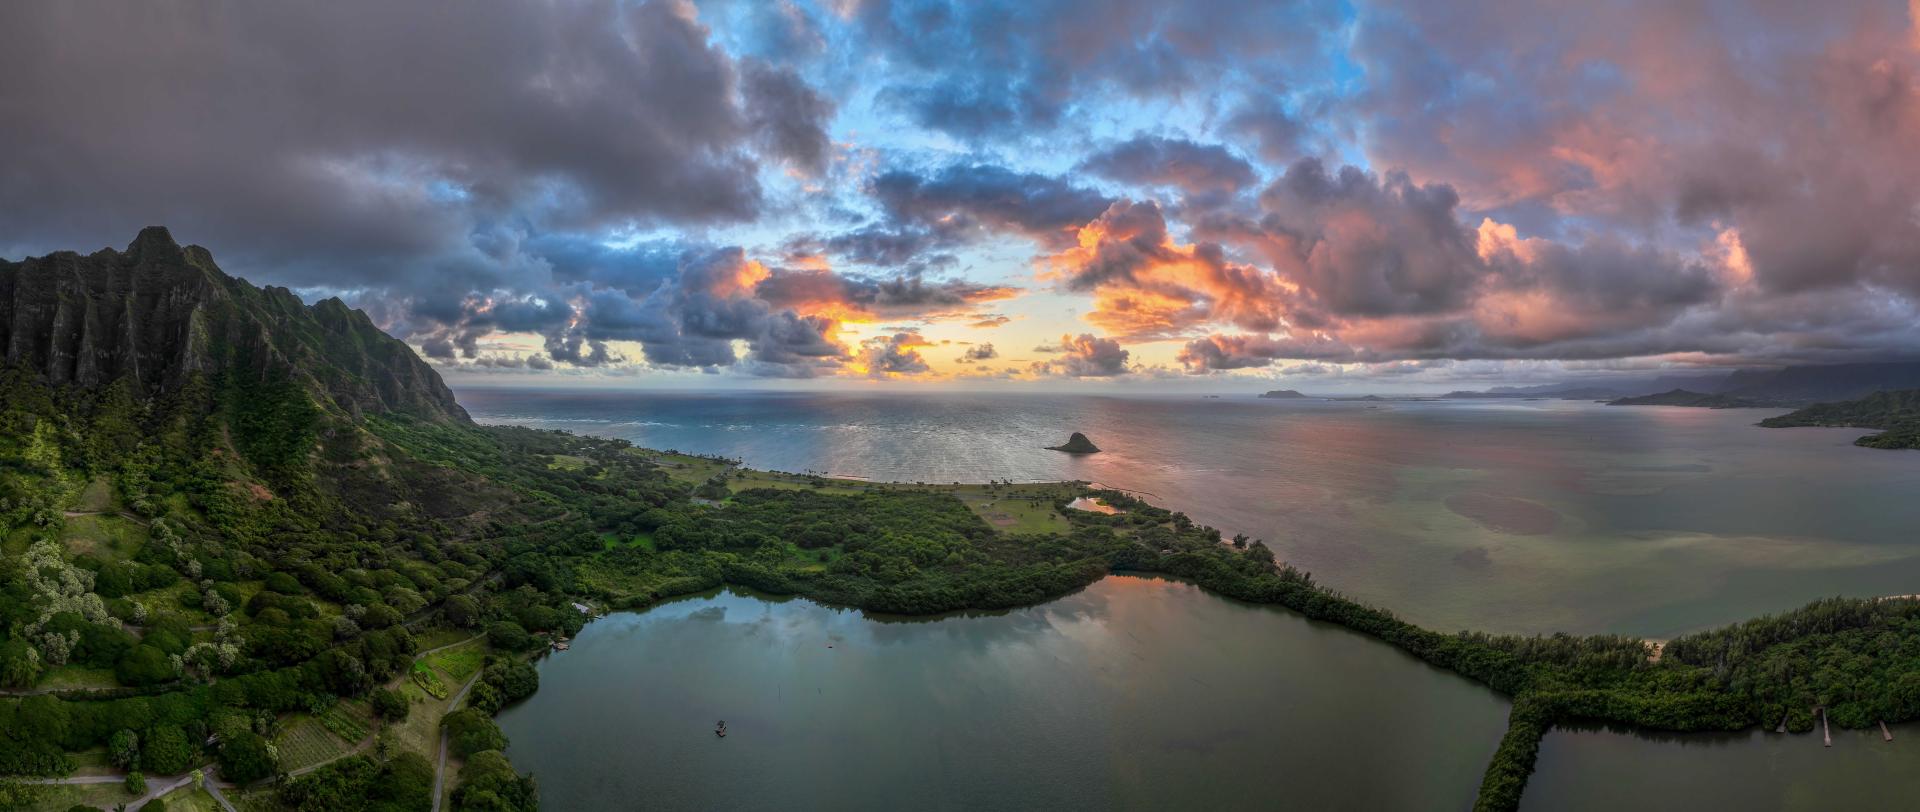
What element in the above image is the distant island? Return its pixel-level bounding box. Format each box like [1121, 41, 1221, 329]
[1447, 362, 1920, 408]
[1607, 389, 1775, 408]
[1760, 389, 1920, 449]
[1258, 389, 1307, 399]
[1046, 432, 1102, 453]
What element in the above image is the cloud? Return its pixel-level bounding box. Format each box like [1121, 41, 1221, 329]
[1045, 200, 1291, 340]
[856, 332, 934, 377]
[1079, 135, 1258, 203]
[870, 163, 1113, 248]
[968, 315, 1012, 328]
[1347, 0, 1920, 301]
[754, 267, 1018, 320]
[849, 0, 1343, 141]
[742, 59, 836, 177]
[1029, 333, 1131, 377]
[1, 1, 842, 276]
[958, 343, 999, 362]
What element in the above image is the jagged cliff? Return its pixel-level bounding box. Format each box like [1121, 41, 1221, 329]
[0, 227, 466, 423]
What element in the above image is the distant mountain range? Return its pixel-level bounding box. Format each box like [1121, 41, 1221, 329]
[1605, 389, 1774, 408]
[1444, 362, 1920, 407]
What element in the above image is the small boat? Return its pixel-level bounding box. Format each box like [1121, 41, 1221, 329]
[715, 720, 727, 738]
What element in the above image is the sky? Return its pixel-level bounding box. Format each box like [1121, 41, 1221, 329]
[6, 0, 1920, 392]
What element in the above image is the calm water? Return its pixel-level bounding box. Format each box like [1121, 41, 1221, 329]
[1522, 723, 1920, 810]
[494, 576, 1510, 811]
[467, 388, 1920, 810]
[461, 388, 1920, 637]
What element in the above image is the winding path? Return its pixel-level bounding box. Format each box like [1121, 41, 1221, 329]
[431, 671, 485, 812]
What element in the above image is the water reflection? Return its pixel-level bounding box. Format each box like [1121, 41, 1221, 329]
[495, 577, 1509, 811]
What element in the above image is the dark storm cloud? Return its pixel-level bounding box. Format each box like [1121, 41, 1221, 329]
[1079, 136, 1258, 203]
[0, 0, 830, 292]
[797, 162, 1113, 272]
[870, 164, 1114, 247]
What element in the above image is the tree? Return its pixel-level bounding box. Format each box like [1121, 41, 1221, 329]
[485, 621, 531, 652]
[217, 731, 277, 785]
[19, 694, 70, 745]
[483, 660, 539, 703]
[114, 645, 176, 686]
[444, 594, 479, 628]
[108, 729, 140, 769]
[443, 709, 507, 758]
[370, 688, 410, 722]
[466, 681, 506, 715]
[141, 726, 193, 776]
[124, 770, 146, 796]
[0, 639, 41, 689]
[452, 750, 537, 812]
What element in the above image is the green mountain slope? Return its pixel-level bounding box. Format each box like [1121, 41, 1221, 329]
[1760, 389, 1920, 449]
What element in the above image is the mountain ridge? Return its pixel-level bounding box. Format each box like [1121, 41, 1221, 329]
[1, 227, 467, 424]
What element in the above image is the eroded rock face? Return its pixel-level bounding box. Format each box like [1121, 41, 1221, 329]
[1047, 432, 1101, 454]
[0, 227, 468, 422]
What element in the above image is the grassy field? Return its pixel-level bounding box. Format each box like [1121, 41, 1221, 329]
[547, 453, 589, 471]
[412, 626, 477, 651]
[151, 785, 224, 812]
[74, 476, 115, 512]
[423, 641, 486, 683]
[630, 449, 733, 484]
[602, 531, 657, 551]
[60, 513, 146, 559]
[22, 782, 144, 812]
[35, 665, 119, 692]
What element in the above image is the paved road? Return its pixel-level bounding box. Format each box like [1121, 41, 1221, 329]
[30, 763, 222, 811]
[431, 671, 484, 812]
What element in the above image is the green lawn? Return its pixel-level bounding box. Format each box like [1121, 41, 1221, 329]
[423, 642, 486, 684]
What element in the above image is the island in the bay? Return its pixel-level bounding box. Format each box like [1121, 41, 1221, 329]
[1045, 432, 1101, 454]
[4, 231, 1920, 812]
